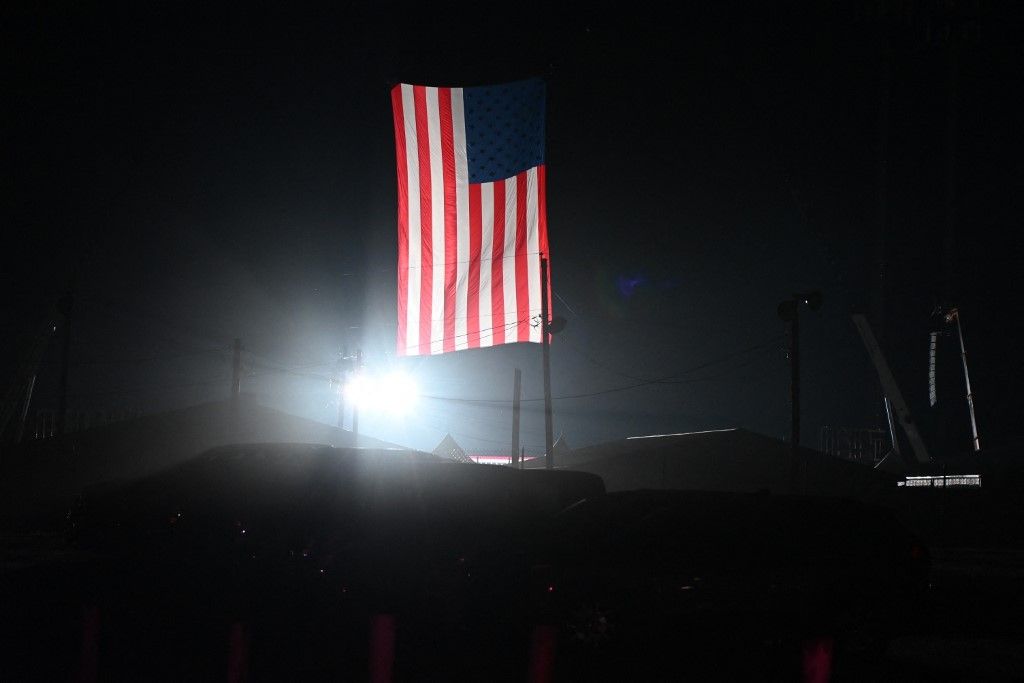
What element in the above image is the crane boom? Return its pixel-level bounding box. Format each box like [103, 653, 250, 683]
[851, 314, 931, 465]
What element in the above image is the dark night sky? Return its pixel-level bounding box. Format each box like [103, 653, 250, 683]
[4, 3, 1020, 457]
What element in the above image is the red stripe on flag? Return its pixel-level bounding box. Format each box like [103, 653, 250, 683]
[414, 86, 432, 354]
[515, 172, 530, 342]
[467, 184, 482, 349]
[491, 181, 506, 347]
[390, 87, 409, 356]
[439, 88, 457, 354]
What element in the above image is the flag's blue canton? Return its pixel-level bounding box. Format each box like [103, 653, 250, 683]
[464, 78, 546, 184]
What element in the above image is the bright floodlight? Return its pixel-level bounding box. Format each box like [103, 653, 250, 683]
[344, 371, 418, 415]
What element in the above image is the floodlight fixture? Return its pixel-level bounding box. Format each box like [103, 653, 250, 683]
[344, 371, 418, 416]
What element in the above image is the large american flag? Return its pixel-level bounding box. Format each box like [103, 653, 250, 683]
[390, 78, 550, 356]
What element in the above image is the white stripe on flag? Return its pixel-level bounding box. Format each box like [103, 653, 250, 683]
[401, 84, 420, 354]
[452, 88, 470, 351]
[502, 176, 518, 337]
[426, 87, 445, 355]
[526, 167, 541, 343]
[479, 183, 494, 348]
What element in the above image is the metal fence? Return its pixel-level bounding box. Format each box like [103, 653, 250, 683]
[819, 426, 889, 465]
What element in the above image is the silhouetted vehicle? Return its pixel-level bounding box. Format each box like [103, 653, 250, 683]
[522, 489, 930, 680]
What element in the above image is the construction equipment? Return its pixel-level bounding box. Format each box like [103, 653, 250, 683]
[851, 314, 932, 467]
[0, 316, 60, 449]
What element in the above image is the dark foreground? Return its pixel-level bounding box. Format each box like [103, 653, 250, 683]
[4, 540, 1024, 681]
[1, 445, 1021, 681]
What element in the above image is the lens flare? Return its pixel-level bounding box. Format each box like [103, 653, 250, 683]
[344, 371, 418, 415]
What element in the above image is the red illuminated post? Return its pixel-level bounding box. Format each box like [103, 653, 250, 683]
[227, 621, 249, 683]
[369, 614, 396, 683]
[78, 604, 100, 683]
[527, 624, 557, 683]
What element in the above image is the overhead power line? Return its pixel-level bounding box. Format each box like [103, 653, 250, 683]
[68, 374, 230, 399]
[421, 335, 786, 405]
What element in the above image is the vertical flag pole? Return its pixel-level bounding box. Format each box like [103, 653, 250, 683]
[541, 255, 554, 470]
[512, 368, 522, 468]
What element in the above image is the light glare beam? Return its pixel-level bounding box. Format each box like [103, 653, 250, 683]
[344, 371, 418, 416]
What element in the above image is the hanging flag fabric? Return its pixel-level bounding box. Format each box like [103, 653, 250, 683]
[390, 78, 550, 356]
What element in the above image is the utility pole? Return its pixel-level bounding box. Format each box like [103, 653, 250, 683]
[229, 338, 243, 435]
[56, 291, 74, 436]
[511, 368, 522, 468]
[335, 347, 348, 430]
[790, 306, 800, 491]
[231, 338, 242, 399]
[352, 349, 362, 444]
[540, 256, 554, 470]
[778, 291, 822, 493]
